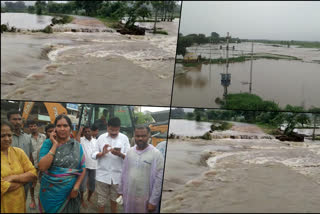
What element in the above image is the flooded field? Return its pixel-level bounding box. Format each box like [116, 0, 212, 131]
[172, 43, 320, 109]
[1, 13, 178, 106]
[169, 119, 212, 137]
[161, 121, 320, 213]
[1, 12, 53, 29]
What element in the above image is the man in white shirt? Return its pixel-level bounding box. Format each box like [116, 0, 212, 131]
[79, 125, 97, 208]
[91, 117, 130, 213]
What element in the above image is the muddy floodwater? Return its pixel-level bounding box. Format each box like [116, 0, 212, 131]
[161, 122, 320, 213]
[1, 12, 53, 29]
[172, 42, 320, 109]
[169, 119, 212, 137]
[1, 13, 178, 106]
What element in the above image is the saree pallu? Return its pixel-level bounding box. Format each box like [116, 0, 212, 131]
[38, 139, 85, 213]
[39, 167, 83, 213]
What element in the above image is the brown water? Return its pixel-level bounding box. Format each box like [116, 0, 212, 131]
[172, 59, 320, 109]
[1, 16, 179, 106]
[161, 135, 320, 212]
[169, 119, 212, 137]
[1, 12, 53, 29]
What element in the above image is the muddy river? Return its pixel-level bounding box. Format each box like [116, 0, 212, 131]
[172, 43, 320, 110]
[161, 122, 320, 212]
[1, 13, 178, 106]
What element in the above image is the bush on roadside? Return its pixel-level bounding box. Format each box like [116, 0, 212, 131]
[43, 25, 53, 33]
[201, 132, 212, 140]
[1, 24, 7, 33]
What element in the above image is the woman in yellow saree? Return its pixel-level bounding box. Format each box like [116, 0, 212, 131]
[1, 120, 37, 213]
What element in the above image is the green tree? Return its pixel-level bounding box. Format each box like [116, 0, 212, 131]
[170, 108, 185, 119]
[124, 1, 147, 28]
[222, 93, 280, 112]
[194, 108, 206, 121]
[136, 5, 151, 21]
[211, 32, 220, 43]
[4, 1, 27, 12]
[309, 107, 320, 141]
[74, 1, 102, 16]
[186, 112, 194, 120]
[152, 1, 162, 33]
[176, 34, 193, 56]
[135, 112, 153, 125]
[35, 0, 47, 15]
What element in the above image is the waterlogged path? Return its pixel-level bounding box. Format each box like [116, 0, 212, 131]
[1, 15, 178, 106]
[161, 123, 320, 213]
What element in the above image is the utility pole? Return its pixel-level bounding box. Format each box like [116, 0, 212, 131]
[226, 32, 230, 75]
[221, 32, 231, 99]
[249, 42, 253, 93]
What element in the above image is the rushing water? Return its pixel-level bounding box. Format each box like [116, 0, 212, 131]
[1, 12, 53, 29]
[1, 14, 178, 106]
[161, 122, 320, 212]
[172, 59, 320, 109]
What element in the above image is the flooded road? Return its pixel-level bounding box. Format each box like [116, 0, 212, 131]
[161, 123, 320, 212]
[172, 59, 320, 109]
[1, 14, 178, 106]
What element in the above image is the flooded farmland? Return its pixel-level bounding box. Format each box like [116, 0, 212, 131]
[1, 13, 179, 106]
[172, 43, 320, 109]
[161, 120, 320, 213]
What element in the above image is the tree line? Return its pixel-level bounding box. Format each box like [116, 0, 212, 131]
[177, 32, 241, 56]
[1, 1, 180, 21]
[170, 95, 320, 139]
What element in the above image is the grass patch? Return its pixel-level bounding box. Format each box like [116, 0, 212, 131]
[256, 123, 280, 135]
[42, 25, 53, 33]
[97, 17, 121, 29]
[51, 14, 74, 25]
[153, 30, 168, 35]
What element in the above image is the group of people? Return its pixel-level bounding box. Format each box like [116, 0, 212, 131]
[1, 110, 164, 213]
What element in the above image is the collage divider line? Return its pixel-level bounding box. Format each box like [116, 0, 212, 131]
[159, 1, 184, 212]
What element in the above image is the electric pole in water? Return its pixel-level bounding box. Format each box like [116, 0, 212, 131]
[222, 32, 231, 98]
[249, 42, 253, 93]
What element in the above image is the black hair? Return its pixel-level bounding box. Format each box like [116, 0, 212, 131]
[91, 124, 98, 131]
[54, 114, 72, 128]
[1, 120, 14, 131]
[7, 110, 21, 120]
[45, 124, 55, 133]
[83, 125, 91, 131]
[107, 117, 121, 127]
[135, 124, 150, 134]
[27, 120, 37, 126]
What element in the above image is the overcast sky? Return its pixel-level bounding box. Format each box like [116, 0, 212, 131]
[180, 1, 320, 41]
[141, 107, 170, 113]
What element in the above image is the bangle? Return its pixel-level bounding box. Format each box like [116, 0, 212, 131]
[48, 151, 55, 156]
[73, 187, 79, 191]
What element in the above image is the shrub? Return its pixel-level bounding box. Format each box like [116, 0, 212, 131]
[43, 25, 53, 34]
